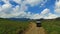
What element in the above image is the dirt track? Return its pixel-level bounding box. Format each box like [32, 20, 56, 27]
[24, 23, 46, 34]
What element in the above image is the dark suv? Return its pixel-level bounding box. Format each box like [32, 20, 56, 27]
[36, 21, 41, 27]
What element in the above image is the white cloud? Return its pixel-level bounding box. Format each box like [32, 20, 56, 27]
[30, 0, 60, 19]
[0, 3, 28, 18]
[2, 3, 12, 9]
[40, 0, 48, 7]
[40, 8, 58, 19]
[55, 9, 60, 13]
[55, 0, 60, 8]
[29, 8, 57, 19]
[43, 13, 58, 19]
[55, 0, 60, 16]
[25, 0, 41, 6]
[40, 8, 57, 19]
[13, 0, 22, 4]
[35, 8, 58, 19]
[2, 0, 9, 4]
[41, 8, 50, 15]
[30, 14, 42, 19]
[25, 0, 47, 6]
[0, 3, 12, 18]
[0, 0, 29, 18]
[0, 0, 59, 19]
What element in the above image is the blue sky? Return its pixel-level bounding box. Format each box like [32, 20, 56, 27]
[0, 0, 60, 19]
[0, 0, 55, 13]
[27, 0, 55, 14]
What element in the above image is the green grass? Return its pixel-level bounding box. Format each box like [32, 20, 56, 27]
[42, 19, 60, 34]
[0, 19, 30, 34]
[0, 18, 60, 34]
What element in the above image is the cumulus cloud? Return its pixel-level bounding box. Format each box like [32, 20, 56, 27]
[0, 0, 58, 19]
[2, 0, 9, 4]
[27, 8, 50, 19]
[25, 0, 42, 6]
[29, 8, 57, 19]
[43, 13, 58, 19]
[2, 3, 12, 9]
[0, 3, 28, 18]
[0, 0, 45, 18]
[55, 0, 60, 16]
[30, 14, 42, 19]
[13, 0, 22, 4]
[0, 3, 12, 18]
[41, 8, 50, 15]
[40, 8, 57, 19]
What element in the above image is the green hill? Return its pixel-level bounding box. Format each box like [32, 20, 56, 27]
[42, 18, 60, 34]
[0, 18, 60, 34]
[0, 18, 30, 34]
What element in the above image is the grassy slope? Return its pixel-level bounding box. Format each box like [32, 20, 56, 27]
[42, 19, 60, 34]
[0, 19, 30, 34]
[0, 18, 60, 34]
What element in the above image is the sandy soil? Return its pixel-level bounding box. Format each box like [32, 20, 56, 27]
[24, 22, 46, 34]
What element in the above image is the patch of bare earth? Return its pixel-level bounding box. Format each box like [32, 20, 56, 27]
[23, 22, 46, 34]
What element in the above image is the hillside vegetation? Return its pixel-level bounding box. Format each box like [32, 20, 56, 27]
[0, 18, 60, 34]
[42, 19, 60, 34]
[0, 18, 30, 34]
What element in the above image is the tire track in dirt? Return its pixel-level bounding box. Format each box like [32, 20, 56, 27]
[24, 22, 46, 34]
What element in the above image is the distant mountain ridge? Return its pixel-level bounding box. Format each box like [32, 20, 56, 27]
[7, 18, 30, 21]
[55, 17, 60, 20]
[0, 18, 30, 21]
[0, 17, 60, 21]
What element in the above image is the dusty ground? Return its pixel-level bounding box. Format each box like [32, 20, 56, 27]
[24, 22, 46, 34]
